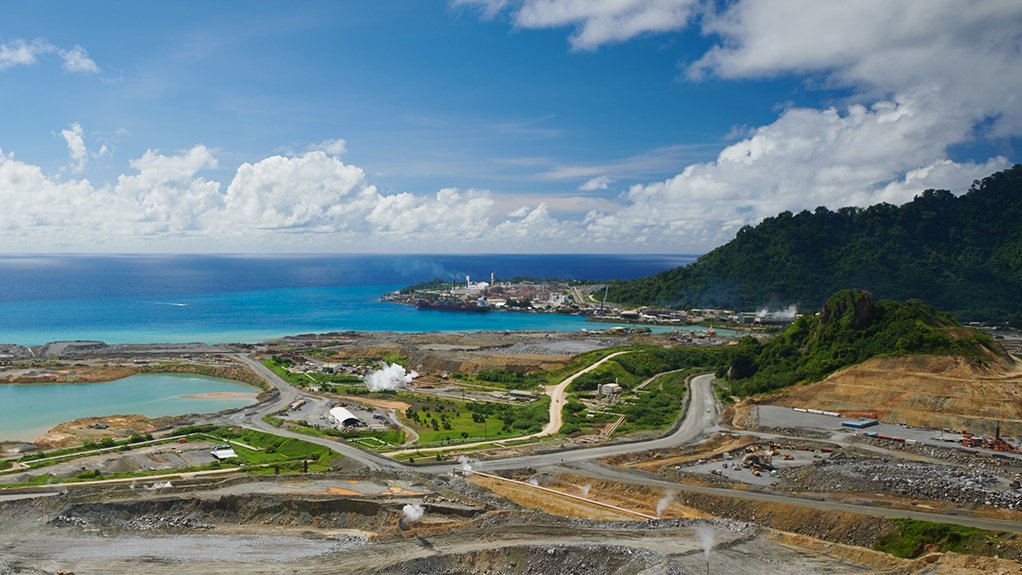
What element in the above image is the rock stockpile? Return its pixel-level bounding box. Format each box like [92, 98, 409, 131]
[781, 454, 1022, 510]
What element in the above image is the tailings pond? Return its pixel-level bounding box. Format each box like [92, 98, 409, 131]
[0, 373, 258, 442]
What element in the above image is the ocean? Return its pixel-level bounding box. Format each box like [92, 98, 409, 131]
[0, 254, 694, 345]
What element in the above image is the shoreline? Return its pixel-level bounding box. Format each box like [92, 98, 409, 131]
[178, 391, 260, 400]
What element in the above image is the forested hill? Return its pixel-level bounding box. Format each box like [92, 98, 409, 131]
[607, 165, 1022, 325]
[723, 290, 1007, 396]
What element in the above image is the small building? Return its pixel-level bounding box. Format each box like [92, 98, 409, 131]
[330, 406, 364, 428]
[599, 383, 623, 395]
[210, 444, 238, 460]
[509, 389, 535, 401]
[842, 418, 879, 429]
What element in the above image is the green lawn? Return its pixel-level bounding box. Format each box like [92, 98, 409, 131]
[613, 370, 690, 433]
[403, 397, 550, 445]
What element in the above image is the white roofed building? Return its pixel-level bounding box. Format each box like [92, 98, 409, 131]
[330, 406, 364, 428]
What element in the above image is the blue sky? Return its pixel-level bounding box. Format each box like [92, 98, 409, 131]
[1, 1, 1019, 253]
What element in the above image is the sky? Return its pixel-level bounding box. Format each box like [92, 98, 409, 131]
[1, 0, 1019, 254]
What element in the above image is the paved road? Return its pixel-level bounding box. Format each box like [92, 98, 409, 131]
[231, 352, 712, 473]
[251, 366, 1022, 536]
[231, 355, 403, 471]
[12, 359, 1020, 536]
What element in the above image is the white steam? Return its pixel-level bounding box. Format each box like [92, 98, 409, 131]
[755, 304, 798, 321]
[402, 503, 425, 524]
[458, 455, 474, 476]
[366, 363, 418, 392]
[656, 490, 674, 518]
[580, 484, 592, 498]
[527, 478, 539, 487]
[146, 481, 172, 490]
[697, 525, 716, 558]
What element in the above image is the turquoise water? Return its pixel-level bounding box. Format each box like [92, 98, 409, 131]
[0, 374, 258, 442]
[0, 283, 733, 344]
[0, 284, 601, 345]
[0, 254, 701, 345]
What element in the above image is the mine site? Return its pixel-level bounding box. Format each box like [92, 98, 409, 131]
[0, 319, 1020, 575]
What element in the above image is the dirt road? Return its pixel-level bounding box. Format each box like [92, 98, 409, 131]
[382, 351, 632, 458]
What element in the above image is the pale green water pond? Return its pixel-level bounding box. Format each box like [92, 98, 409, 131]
[0, 373, 258, 442]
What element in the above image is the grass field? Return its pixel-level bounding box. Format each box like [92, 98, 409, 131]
[403, 397, 550, 446]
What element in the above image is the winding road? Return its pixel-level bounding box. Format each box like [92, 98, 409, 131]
[234, 352, 718, 474]
[229, 358, 1022, 535]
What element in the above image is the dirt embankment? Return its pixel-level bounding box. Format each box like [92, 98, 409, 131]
[0, 364, 139, 384]
[138, 362, 270, 391]
[770, 355, 1022, 436]
[52, 494, 401, 533]
[1, 359, 268, 394]
[33, 414, 173, 448]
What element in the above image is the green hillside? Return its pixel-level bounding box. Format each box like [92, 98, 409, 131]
[608, 165, 1022, 326]
[721, 290, 1005, 396]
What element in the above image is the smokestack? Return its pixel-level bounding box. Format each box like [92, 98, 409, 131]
[491, 271, 495, 286]
[466, 275, 471, 288]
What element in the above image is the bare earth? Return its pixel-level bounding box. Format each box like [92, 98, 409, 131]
[770, 355, 1022, 436]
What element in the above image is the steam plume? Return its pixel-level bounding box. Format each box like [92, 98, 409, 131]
[697, 525, 716, 558]
[366, 363, 418, 392]
[458, 455, 474, 476]
[755, 304, 798, 321]
[656, 490, 674, 517]
[402, 503, 425, 524]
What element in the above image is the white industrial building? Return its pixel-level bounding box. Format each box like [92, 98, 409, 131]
[210, 445, 238, 460]
[329, 406, 364, 428]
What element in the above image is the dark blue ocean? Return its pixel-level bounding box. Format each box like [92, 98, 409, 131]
[0, 254, 694, 345]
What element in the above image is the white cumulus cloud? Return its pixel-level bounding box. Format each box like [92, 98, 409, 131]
[60, 45, 100, 73]
[61, 122, 88, 173]
[582, 89, 1010, 250]
[452, 0, 700, 49]
[515, 0, 701, 50]
[690, 0, 1022, 134]
[223, 151, 373, 232]
[310, 138, 348, 156]
[0, 39, 99, 73]
[455, 0, 1021, 253]
[578, 175, 612, 191]
[115, 146, 222, 233]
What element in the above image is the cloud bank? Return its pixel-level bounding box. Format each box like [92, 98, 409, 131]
[2, 2, 1019, 252]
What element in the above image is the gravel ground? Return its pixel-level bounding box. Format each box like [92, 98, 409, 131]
[780, 453, 1022, 510]
[53, 532, 369, 563]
